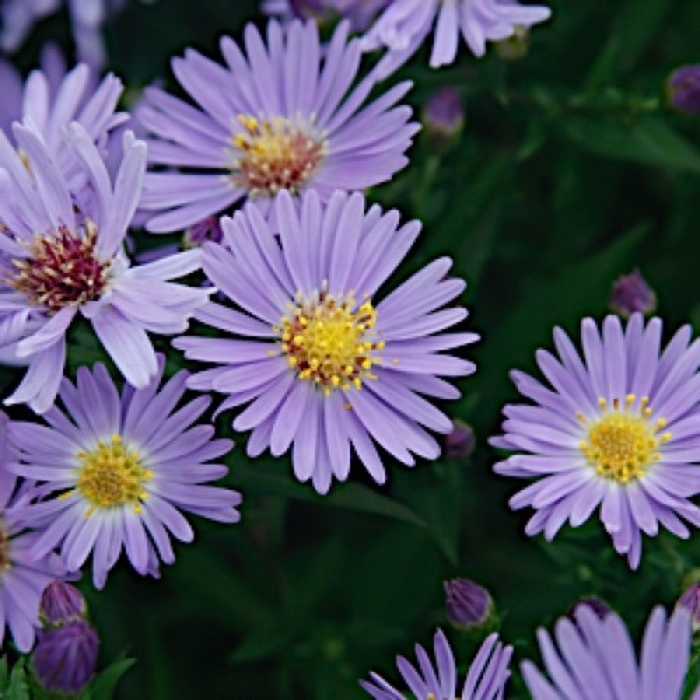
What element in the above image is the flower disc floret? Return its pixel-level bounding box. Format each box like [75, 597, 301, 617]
[9, 223, 109, 313]
[579, 395, 670, 483]
[277, 288, 383, 394]
[76, 436, 152, 515]
[231, 114, 327, 197]
[492, 314, 700, 569]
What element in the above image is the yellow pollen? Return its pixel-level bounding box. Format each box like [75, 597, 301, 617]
[75, 435, 152, 515]
[228, 113, 327, 197]
[276, 287, 382, 396]
[579, 395, 670, 484]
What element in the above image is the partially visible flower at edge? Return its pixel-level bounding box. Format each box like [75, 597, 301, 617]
[522, 606, 700, 699]
[492, 314, 700, 569]
[360, 628, 512, 699]
[0, 411, 65, 652]
[8, 358, 242, 589]
[174, 189, 477, 493]
[361, 0, 552, 80]
[0, 121, 211, 413]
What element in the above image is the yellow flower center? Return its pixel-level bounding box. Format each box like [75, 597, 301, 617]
[229, 114, 327, 197]
[276, 288, 384, 396]
[578, 395, 671, 484]
[75, 436, 152, 516]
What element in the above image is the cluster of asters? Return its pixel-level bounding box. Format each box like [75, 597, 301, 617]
[2, 1, 700, 698]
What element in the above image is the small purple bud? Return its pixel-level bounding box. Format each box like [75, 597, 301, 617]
[443, 420, 475, 460]
[423, 87, 464, 144]
[567, 597, 612, 625]
[444, 578, 492, 630]
[33, 620, 99, 694]
[667, 65, 700, 115]
[40, 581, 87, 627]
[677, 583, 700, 632]
[610, 269, 657, 318]
[184, 216, 223, 248]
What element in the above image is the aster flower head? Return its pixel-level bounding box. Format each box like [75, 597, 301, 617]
[492, 314, 700, 569]
[0, 411, 65, 652]
[8, 359, 242, 589]
[0, 121, 212, 413]
[522, 606, 699, 700]
[360, 629, 512, 699]
[361, 0, 552, 79]
[174, 189, 477, 494]
[137, 19, 419, 232]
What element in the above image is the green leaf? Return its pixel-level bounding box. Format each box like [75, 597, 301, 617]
[561, 116, 700, 173]
[83, 657, 135, 700]
[586, 0, 670, 89]
[236, 464, 427, 529]
[4, 660, 29, 700]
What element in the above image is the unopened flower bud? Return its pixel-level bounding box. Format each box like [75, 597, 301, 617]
[444, 578, 492, 630]
[33, 620, 99, 694]
[423, 87, 464, 146]
[677, 583, 700, 632]
[567, 597, 612, 625]
[40, 581, 86, 627]
[667, 65, 700, 115]
[610, 269, 657, 318]
[443, 420, 475, 460]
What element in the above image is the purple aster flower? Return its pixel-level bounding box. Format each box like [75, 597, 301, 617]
[33, 619, 99, 694]
[492, 314, 700, 569]
[8, 359, 242, 589]
[0, 411, 65, 652]
[522, 606, 699, 700]
[0, 0, 126, 69]
[361, 0, 552, 79]
[360, 629, 512, 699]
[136, 19, 418, 232]
[0, 121, 212, 413]
[174, 189, 477, 494]
[262, 0, 391, 31]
